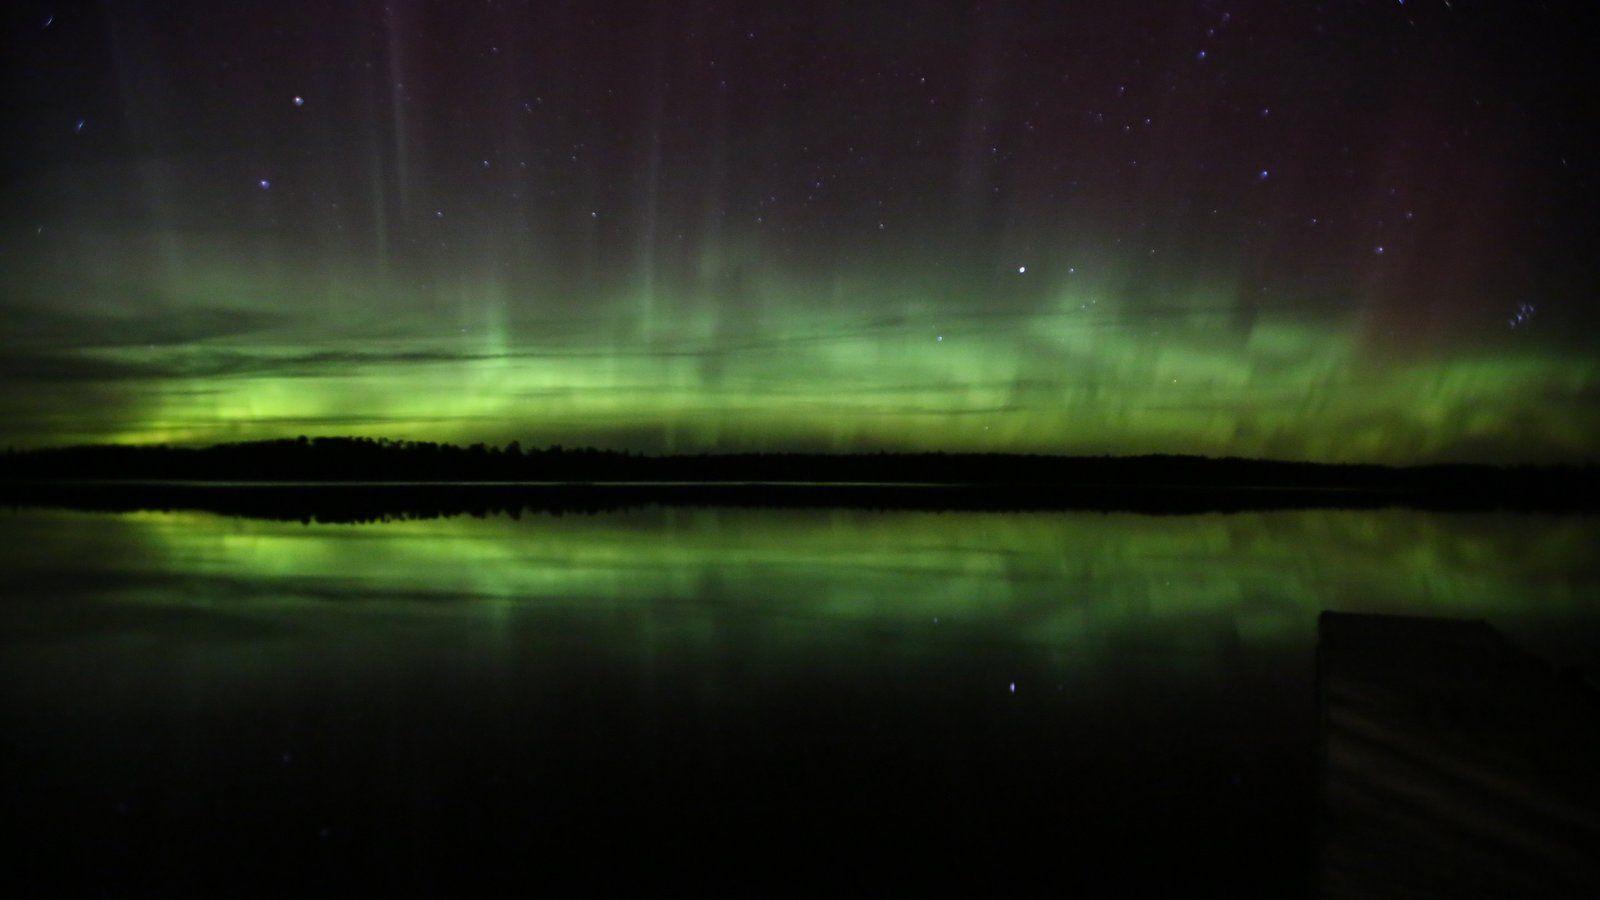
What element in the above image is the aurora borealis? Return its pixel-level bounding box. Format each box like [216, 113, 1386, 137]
[3, 1, 1596, 462]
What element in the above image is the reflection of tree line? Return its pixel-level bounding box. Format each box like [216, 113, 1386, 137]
[0, 437, 1595, 518]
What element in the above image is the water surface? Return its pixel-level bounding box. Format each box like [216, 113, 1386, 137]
[3, 505, 1597, 894]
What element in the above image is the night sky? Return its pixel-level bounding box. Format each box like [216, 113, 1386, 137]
[3, 1, 1596, 462]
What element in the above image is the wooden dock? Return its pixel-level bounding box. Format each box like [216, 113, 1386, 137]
[1316, 612, 1600, 897]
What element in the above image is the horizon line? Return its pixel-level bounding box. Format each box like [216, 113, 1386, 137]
[4, 435, 1596, 472]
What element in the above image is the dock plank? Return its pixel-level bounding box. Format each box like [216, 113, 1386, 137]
[1316, 612, 1600, 897]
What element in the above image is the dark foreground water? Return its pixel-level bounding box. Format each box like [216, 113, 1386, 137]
[3, 505, 1598, 895]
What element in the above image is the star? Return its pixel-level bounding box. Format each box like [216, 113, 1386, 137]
[3, 0, 1582, 467]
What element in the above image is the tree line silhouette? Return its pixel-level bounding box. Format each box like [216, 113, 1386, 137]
[0, 436, 1595, 514]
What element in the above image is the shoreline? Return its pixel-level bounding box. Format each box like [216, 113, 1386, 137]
[5, 478, 1595, 518]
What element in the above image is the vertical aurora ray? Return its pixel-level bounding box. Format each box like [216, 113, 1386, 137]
[1, 1, 1594, 462]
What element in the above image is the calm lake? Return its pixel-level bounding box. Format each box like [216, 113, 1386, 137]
[4, 504, 1598, 894]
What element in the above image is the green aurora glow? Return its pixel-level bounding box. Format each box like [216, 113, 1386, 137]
[5, 246, 1595, 462]
[8, 506, 1597, 672]
[4, 2, 1595, 463]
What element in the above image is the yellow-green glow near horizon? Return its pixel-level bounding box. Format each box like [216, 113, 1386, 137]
[5, 2, 1596, 463]
[6, 251, 1595, 462]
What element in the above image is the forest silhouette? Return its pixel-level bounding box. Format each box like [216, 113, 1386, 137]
[3, 436, 1596, 519]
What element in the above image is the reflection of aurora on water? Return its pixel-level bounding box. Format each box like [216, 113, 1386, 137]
[10, 506, 1596, 677]
[5, 504, 1598, 895]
